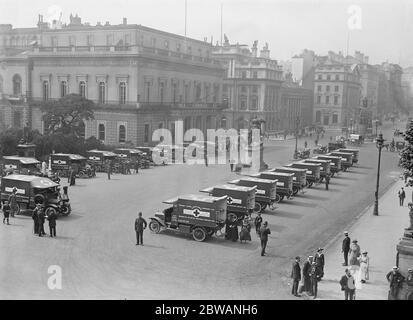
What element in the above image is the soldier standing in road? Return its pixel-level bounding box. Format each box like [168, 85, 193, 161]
[291, 256, 301, 297]
[8, 188, 18, 217]
[2, 200, 11, 225]
[37, 207, 46, 237]
[47, 210, 57, 237]
[386, 266, 405, 300]
[134, 212, 147, 245]
[342, 231, 351, 266]
[259, 221, 271, 256]
[31, 204, 41, 234]
[254, 213, 263, 236]
[314, 248, 325, 280]
[106, 161, 111, 180]
[398, 187, 406, 206]
[325, 174, 330, 190]
[310, 261, 319, 299]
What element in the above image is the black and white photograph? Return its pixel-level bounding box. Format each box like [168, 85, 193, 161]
[0, 0, 413, 304]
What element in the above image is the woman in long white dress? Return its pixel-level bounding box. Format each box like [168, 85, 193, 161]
[358, 251, 369, 283]
[349, 240, 361, 275]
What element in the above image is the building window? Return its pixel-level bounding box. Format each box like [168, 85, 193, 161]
[119, 82, 127, 104]
[326, 96, 330, 104]
[106, 34, 114, 46]
[241, 71, 247, 79]
[252, 85, 258, 94]
[195, 83, 201, 101]
[176, 43, 181, 52]
[151, 38, 156, 47]
[335, 74, 339, 80]
[334, 96, 339, 105]
[184, 84, 189, 103]
[79, 81, 86, 98]
[326, 85, 330, 92]
[13, 111, 21, 128]
[315, 110, 321, 123]
[145, 82, 151, 102]
[51, 36, 58, 47]
[164, 40, 169, 48]
[98, 82, 106, 104]
[241, 86, 247, 93]
[42, 81, 49, 101]
[334, 85, 339, 92]
[119, 124, 126, 143]
[159, 82, 165, 103]
[144, 124, 149, 143]
[318, 74, 322, 80]
[253, 72, 258, 79]
[317, 95, 321, 104]
[12, 74, 22, 95]
[98, 123, 105, 141]
[240, 99, 247, 110]
[251, 97, 258, 110]
[69, 36, 76, 46]
[327, 74, 331, 80]
[87, 35, 94, 46]
[172, 83, 177, 103]
[124, 34, 131, 45]
[317, 85, 322, 92]
[332, 114, 338, 124]
[60, 81, 68, 97]
[0, 75, 3, 93]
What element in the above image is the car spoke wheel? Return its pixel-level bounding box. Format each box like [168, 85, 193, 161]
[45, 207, 57, 217]
[253, 202, 262, 213]
[149, 220, 161, 234]
[292, 186, 299, 195]
[61, 204, 71, 216]
[192, 227, 207, 242]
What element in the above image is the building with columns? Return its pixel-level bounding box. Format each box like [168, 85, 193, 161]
[0, 14, 226, 146]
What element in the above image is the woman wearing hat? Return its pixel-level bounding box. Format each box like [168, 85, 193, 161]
[239, 216, 252, 243]
[358, 251, 369, 283]
[349, 240, 361, 273]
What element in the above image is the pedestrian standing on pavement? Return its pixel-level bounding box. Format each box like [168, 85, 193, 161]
[254, 213, 263, 236]
[229, 159, 234, 172]
[2, 200, 11, 225]
[47, 209, 57, 237]
[304, 141, 308, 148]
[134, 212, 147, 246]
[357, 251, 369, 283]
[106, 161, 111, 180]
[340, 268, 356, 300]
[314, 248, 325, 280]
[398, 187, 406, 206]
[8, 187, 18, 217]
[291, 256, 301, 297]
[309, 261, 319, 299]
[302, 255, 313, 295]
[406, 269, 413, 288]
[31, 204, 41, 234]
[239, 217, 251, 243]
[349, 240, 361, 274]
[386, 266, 405, 300]
[259, 221, 271, 256]
[342, 231, 351, 266]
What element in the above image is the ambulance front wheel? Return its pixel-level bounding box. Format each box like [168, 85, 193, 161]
[192, 227, 207, 242]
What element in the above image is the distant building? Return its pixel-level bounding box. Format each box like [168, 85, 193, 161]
[402, 67, 413, 115]
[0, 15, 226, 146]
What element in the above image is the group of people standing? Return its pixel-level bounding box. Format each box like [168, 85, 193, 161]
[31, 203, 57, 237]
[290, 248, 325, 299]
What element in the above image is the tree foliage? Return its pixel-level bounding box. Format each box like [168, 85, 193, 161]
[400, 120, 413, 186]
[36, 94, 95, 136]
[0, 128, 24, 157]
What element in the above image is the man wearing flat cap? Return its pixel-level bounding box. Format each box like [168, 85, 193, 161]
[386, 266, 405, 300]
[290, 256, 301, 297]
[342, 232, 351, 266]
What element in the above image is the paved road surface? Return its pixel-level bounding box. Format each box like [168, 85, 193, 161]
[0, 121, 404, 299]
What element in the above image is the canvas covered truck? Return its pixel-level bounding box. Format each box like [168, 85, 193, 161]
[227, 177, 278, 212]
[50, 153, 93, 178]
[327, 151, 353, 171]
[284, 162, 321, 187]
[336, 148, 359, 164]
[301, 158, 331, 182]
[313, 155, 342, 177]
[2, 156, 41, 176]
[199, 184, 256, 222]
[149, 194, 227, 242]
[86, 150, 117, 172]
[250, 171, 294, 202]
[268, 167, 307, 195]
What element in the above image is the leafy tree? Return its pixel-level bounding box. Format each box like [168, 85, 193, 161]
[400, 120, 413, 186]
[34, 94, 95, 137]
[0, 128, 24, 156]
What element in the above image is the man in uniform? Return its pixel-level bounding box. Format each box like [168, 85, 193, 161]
[290, 256, 301, 297]
[314, 248, 325, 280]
[386, 266, 405, 300]
[8, 188, 18, 217]
[2, 200, 11, 225]
[309, 261, 319, 299]
[134, 212, 147, 245]
[106, 161, 111, 180]
[31, 204, 41, 234]
[342, 231, 351, 266]
[37, 206, 46, 237]
[259, 221, 271, 256]
[254, 213, 263, 236]
[47, 209, 57, 237]
[325, 174, 330, 190]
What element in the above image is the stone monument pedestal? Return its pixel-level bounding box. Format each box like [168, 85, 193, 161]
[395, 230, 413, 299]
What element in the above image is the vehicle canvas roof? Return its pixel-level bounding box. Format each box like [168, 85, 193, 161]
[88, 150, 117, 157]
[271, 167, 307, 173]
[53, 153, 86, 160]
[2, 174, 59, 188]
[260, 171, 294, 177]
[3, 156, 40, 164]
[114, 148, 143, 154]
[200, 184, 257, 193]
[294, 161, 321, 167]
[163, 194, 227, 204]
[228, 177, 275, 184]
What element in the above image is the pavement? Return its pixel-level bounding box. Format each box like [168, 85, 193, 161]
[311, 179, 409, 300]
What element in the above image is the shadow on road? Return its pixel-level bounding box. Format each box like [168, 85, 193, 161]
[281, 200, 318, 208]
[356, 166, 374, 170]
[297, 194, 329, 201]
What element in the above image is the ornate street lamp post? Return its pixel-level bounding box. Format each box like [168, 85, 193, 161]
[373, 133, 385, 216]
[293, 116, 300, 159]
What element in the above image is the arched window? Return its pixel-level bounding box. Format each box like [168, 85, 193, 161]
[119, 82, 127, 104]
[60, 81, 67, 97]
[12, 74, 22, 95]
[98, 123, 105, 141]
[119, 125, 126, 143]
[79, 81, 86, 98]
[98, 82, 106, 104]
[42, 81, 49, 101]
[159, 82, 165, 103]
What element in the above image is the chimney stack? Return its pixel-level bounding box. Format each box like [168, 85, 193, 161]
[123, 17, 127, 25]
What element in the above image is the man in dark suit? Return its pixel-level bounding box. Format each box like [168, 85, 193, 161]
[302, 255, 313, 295]
[37, 207, 46, 237]
[259, 221, 271, 256]
[291, 256, 301, 296]
[47, 210, 57, 237]
[134, 212, 147, 245]
[340, 268, 356, 300]
[310, 261, 319, 299]
[32, 204, 41, 234]
[314, 248, 325, 280]
[386, 266, 405, 300]
[342, 231, 351, 266]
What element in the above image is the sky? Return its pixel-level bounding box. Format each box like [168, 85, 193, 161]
[0, 0, 412, 67]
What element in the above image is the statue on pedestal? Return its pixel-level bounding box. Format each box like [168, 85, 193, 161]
[407, 203, 413, 231]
